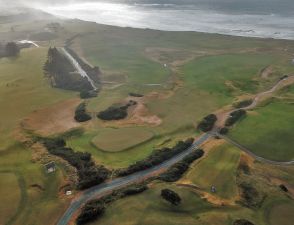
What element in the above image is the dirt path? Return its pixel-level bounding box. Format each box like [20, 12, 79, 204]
[215, 75, 294, 128]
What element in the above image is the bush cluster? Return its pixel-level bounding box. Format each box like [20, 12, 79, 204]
[159, 149, 204, 182]
[239, 182, 266, 208]
[233, 99, 253, 108]
[74, 102, 92, 122]
[225, 109, 246, 126]
[42, 138, 110, 190]
[97, 100, 137, 121]
[233, 219, 255, 225]
[161, 189, 181, 206]
[129, 92, 144, 97]
[76, 184, 148, 225]
[198, 114, 217, 132]
[116, 138, 194, 177]
[80, 90, 98, 99]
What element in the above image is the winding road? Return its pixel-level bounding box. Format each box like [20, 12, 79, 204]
[214, 75, 294, 165]
[56, 133, 211, 225]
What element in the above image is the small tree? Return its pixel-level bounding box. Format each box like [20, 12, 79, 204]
[5, 42, 20, 57]
[161, 189, 181, 205]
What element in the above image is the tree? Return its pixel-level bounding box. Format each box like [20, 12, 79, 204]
[5, 42, 20, 57]
[161, 189, 181, 205]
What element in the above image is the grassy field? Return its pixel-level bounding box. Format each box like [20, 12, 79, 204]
[229, 100, 294, 161]
[183, 144, 240, 199]
[0, 144, 70, 225]
[91, 127, 154, 152]
[67, 127, 196, 168]
[66, 21, 294, 168]
[267, 200, 294, 225]
[0, 171, 21, 225]
[0, 47, 74, 224]
[88, 181, 278, 225]
[0, 48, 74, 150]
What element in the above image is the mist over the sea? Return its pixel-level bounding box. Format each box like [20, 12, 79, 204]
[1, 0, 294, 39]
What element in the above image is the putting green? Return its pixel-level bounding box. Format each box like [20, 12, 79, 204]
[91, 127, 154, 152]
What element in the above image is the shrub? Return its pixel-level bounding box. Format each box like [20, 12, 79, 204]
[239, 182, 265, 208]
[75, 102, 92, 122]
[219, 127, 229, 135]
[80, 90, 97, 99]
[76, 201, 105, 225]
[129, 93, 144, 97]
[161, 189, 181, 205]
[233, 219, 255, 225]
[198, 114, 217, 132]
[279, 184, 288, 192]
[225, 109, 246, 126]
[233, 99, 253, 108]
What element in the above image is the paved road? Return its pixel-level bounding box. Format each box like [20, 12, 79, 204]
[61, 47, 98, 91]
[56, 133, 211, 225]
[215, 133, 294, 166]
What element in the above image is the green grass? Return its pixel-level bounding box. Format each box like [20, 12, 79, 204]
[182, 54, 277, 96]
[91, 127, 154, 152]
[229, 100, 294, 161]
[67, 126, 197, 168]
[267, 200, 294, 225]
[0, 143, 70, 225]
[0, 47, 74, 150]
[0, 171, 21, 225]
[88, 181, 272, 225]
[184, 144, 240, 199]
[0, 47, 74, 224]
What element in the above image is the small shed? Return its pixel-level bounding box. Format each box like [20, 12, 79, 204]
[44, 161, 56, 173]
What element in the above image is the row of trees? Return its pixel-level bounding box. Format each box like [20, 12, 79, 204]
[159, 149, 204, 182]
[198, 114, 217, 132]
[64, 46, 101, 84]
[76, 184, 148, 225]
[116, 138, 194, 176]
[43, 47, 93, 92]
[42, 137, 110, 190]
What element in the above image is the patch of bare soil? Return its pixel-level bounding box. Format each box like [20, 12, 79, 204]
[177, 182, 239, 206]
[112, 96, 162, 127]
[22, 98, 82, 136]
[260, 66, 273, 79]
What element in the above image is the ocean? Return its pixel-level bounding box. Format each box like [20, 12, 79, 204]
[36, 0, 294, 40]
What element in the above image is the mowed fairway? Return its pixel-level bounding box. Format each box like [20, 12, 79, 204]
[184, 144, 240, 199]
[0, 171, 21, 225]
[229, 100, 294, 161]
[91, 127, 154, 152]
[0, 47, 73, 150]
